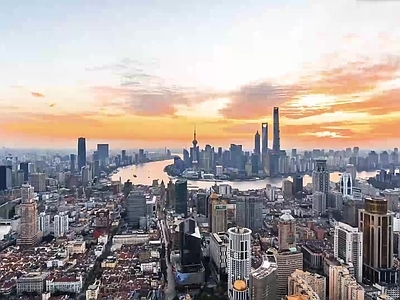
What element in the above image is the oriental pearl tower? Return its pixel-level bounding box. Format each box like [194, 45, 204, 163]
[192, 127, 199, 170]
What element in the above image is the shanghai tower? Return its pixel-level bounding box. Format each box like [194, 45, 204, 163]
[273, 107, 280, 154]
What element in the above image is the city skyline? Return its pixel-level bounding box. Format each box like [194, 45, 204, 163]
[1, 1, 400, 149]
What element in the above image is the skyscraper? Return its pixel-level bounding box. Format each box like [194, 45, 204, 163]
[208, 192, 227, 233]
[97, 143, 109, 164]
[312, 159, 330, 197]
[254, 131, 261, 154]
[334, 222, 363, 283]
[17, 184, 39, 247]
[359, 197, 397, 284]
[236, 196, 263, 233]
[77, 137, 86, 170]
[19, 162, 29, 182]
[126, 190, 147, 228]
[179, 217, 202, 267]
[261, 123, 268, 154]
[278, 211, 296, 251]
[70, 154, 76, 173]
[191, 127, 199, 169]
[272, 107, 280, 153]
[227, 227, 252, 300]
[175, 180, 188, 216]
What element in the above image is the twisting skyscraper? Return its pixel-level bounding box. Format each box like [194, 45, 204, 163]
[272, 107, 280, 153]
[77, 137, 86, 171]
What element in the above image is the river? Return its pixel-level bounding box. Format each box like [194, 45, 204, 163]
[112, 159, 379, 190]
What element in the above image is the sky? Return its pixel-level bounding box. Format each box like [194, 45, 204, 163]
[1, 0, 400, 150]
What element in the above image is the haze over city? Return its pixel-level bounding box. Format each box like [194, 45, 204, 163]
[1, 0, 400, 149]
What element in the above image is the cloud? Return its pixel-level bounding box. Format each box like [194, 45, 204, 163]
[31, 92, 45, 98]
[219, 82, 304, 119]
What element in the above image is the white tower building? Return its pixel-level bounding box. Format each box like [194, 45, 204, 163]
[38, 212, 50, 236]
[54, 212, 69, 237]
[334, 222, 363, 283]
[340, 172, 353, 198]
[227, 227, 252, 300]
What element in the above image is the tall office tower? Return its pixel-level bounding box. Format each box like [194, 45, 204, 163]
[250, 253, 277, 300]
[288, 269, 326, 300]
[293, 174, 303, 199]
[179, 217, 202, 267]
[175, 180, 188, 216]
[166, 180, 176, 208]
[236, 196, 263, 233]
[278, 211, 296, 251]
[208, 192, 227, 233]
[227, 227, 252, 300]
[359, 197, 397, 284]
[272, 107, 280, 153]
[345, 164, 357, 182]
[343, 200, 364, 228]
[96, 144, 109, 165]
[312, 191, 327, 215]
[70, 154, 76, 173]
[273, 249, 304, 299]
[329, 265, 365, 300]
[38, 212, 50, 236]
[334, 222, 363, 283]
[17, 184, 39, 247]
[312, 159, 330, 195]
[54, 212, 69, 237]
[77, 137, 86, 170]
[0, 165, 12, 191]
[384, 190, 400, 212]
[29, 173, 46, 192]
[19, 162, 29, 182]
[339, 172, 353, 198]
[261, 123, 268, 154]
[126, 190, 147, 228]
[196, 192, 208, 216]
[254, 131, 261, 155]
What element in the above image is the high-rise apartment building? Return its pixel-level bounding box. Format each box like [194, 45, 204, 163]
[334, 222, 363, 283]
[359, 197, 397, 284]
[54, 212, 69, 237]
[208, 192, 227, 233]
[329, 265, 364, 300]
[17, 184, 39, 247]
[312, 191, 327, 215]
[278, 211, 296, 251]
[38, 212, 50, 236]
[236, 196, 263, 233]
[77, 137, 87, 171]
[288, 269, 326, 300]
[175, 180, 188, 216]
[227, 227, 252, 300]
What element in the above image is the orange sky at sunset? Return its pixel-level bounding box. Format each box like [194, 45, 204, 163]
[1, 1, 400, 150]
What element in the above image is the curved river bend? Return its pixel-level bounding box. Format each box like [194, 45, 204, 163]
[112, 159, 378, 190]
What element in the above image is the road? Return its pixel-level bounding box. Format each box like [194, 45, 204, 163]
[160, 218, 176, 300]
